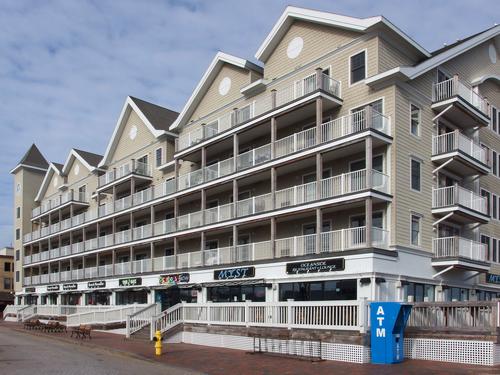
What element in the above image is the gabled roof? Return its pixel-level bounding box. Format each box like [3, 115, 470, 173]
[366, 24, 500, 85]
[10, 144, 48, 174]
[169, 52, 263, 131]
[34, 162, 63, 202]
[255, 6, 430, 62]
[99, 96, 179, 167]
[61, 149, 103, 175]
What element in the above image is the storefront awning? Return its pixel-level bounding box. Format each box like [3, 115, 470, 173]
[203, 279, 266, 287]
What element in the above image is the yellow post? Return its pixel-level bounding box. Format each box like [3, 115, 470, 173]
[154, 330, 162, 356]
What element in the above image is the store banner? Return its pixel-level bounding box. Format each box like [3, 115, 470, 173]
[63, 283, 78, 291]
[87, 280, 106, 289]
[47, 285, 60, 292]
[119, 277, 142, 287]
[286, 258, 345, 274]
[159, 273, 190, 285]
[214, 266, 255, 280]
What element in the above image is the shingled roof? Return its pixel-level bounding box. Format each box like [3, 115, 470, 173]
[10, 144, 48, 173]
[73, 149, 102, 168]
[129, 96, 178, 132]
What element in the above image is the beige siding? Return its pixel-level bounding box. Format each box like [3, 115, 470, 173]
[42, 171, 62, 200]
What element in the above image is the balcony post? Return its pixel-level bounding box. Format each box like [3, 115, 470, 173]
[82, 256, 86, 278]
[452, 74, 459, 96]
[129, 246, 133, 274]
[271, 217, 276, 258]
[200, 232, 205, 265]
[48, 213, 51, 229]
[130, 212, 134, 239]
[112, 249, 116, 276]
[316, 98, 323, 145]
[271, 117, 277, 158]
[150, 243, 154, 271]
[150, 205, 155, 236]
[201, 189, 206, 225]
[316, 208, 322, 254]
[96, 252, 100, 275]
[315, 67, 323, 90]
[271, 167, 277, 209]
[131, 178, 135, 202]
[82, 227, 86, 250]
[201, 146, 207, 181]
[233, 133, 239, 171]
[271, 89, 277, 109]
[366, 136, 373, 188]
[173, 237, 178, 269]
[316, 153, 322, 199]
[174, 197, 179, 230]
[174, 159, 179, 191]
[232, 180, 238, 217]
[454, 129, 459, 150]
[232, 225, 238, 263]
[366, 198, 373, 248]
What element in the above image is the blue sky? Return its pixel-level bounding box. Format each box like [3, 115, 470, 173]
[0, 0, 498, 246]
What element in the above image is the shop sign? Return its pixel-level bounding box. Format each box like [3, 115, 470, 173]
[486, 273, 500, 284]
[88, 280, 106, 289]
[63, 283, 78, 291]
[119, 277, 142, 287]
[159, 273, 189, 285]
[286, 259, 345, 274]
[25, 287, 36, 293]
[214, 266, 255, 280]
[47, 285, 60, 292]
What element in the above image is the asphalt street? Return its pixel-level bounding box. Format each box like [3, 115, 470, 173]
[0, 325, 203, 375]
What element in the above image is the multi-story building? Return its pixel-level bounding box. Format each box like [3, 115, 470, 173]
[0, 247, 14, 312]
[11, 7, 500, 312]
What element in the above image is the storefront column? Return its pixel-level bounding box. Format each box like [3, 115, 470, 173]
[57, 294, 62, 305]
[111, 291, 117, 305]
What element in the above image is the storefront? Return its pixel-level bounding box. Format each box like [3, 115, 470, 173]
[279, 279, 357, 301]
[40, 294, 58, 305]
[207, 282, 266, 302]
[115, 277, 148, 305]
[154, 273, 197, 310]
[85, 281, 111, 305]
[61, 283, 81, 305]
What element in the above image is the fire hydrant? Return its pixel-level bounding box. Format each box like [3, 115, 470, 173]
[153, 330, 162, 356]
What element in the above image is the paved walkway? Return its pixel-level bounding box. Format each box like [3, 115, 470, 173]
[1, 322, 498, 375]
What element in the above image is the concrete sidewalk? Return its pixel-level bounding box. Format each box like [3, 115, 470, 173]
[1, 321, 498, 375]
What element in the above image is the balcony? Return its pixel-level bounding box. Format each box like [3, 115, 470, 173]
[24, 226, 390, 286]
[432, 76, 490, 127]
[432, 186, 489, 223]
[177, 71, 342, 152]
[432, 131, 489, 175]
[31, 190, 89, 219]
[432, 237, 490, 271]
[98, 160, 152, 190]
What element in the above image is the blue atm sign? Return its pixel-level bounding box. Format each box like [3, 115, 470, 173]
[375, 305, 387, 338]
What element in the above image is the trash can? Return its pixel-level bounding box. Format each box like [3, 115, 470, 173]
[370, 302, 412, 364]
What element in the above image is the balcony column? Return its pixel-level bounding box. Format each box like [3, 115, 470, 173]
[271, 89, 277, 109]
[96, 253, 100, 275]
[453, 74, 459, 95]
[200, 232, 206, 262]
[366, 198, 373, 248]
[316, 208, 322, 254]
[48, 213, 51, 228]
[131, 178, 135, 200]
[316, 153, 323, 198]
[112, 185, 117, 205]
[173, 237, 178, 269]
[233, 133, 239, 172]
[70, 204, 74, 220]
[150, 243, 154, 270]
[271, 117, 277, 159]
[112, 249, 116, 276]
[58, 261, 61, 280]
[316, 67, 324, 145]
[69, 229, 73, 249]
[201, 189, 206, 225]
[82, 256, 86, 275]
[112, 217, 116, 239]
[271, 217, 276, 258]
[271, 167, 277, 209]
[174, 159, 179, 191]
[232, 225, 238, 262]
[232, 180, 238, 216]
[69, 258, 73, 275]
[82, 227, 86, 249]
[58, 209, 62, 223]
[366, 135, 373, 188]
[201, 146, 207, 182]
[174, 198, 179, 229]
[150, 205, 155, 236]
[129, 246, 133, 274]
[130, 212, 134, 239]
[58, 235, 61, 249]
[39, 218, 42, 237]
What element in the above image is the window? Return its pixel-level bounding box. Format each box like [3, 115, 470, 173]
[208, 285, 266, 302]
[350, 51, 366, 84]
[205, 240, 218, 250]
[490, 106, 499, 134]
[16, 207, 20, 219]
[4, 278, 11, 290]
[15, 229, 20, 240]
[411, 214, 421, 246]
[494, 239, 498, 263]
[494, 150, 498, 176]
[4, 262, 11, 272]
[15, 271, 19, 283]
[493, 194, 498, 220]
[155, 148, 163, 167]
[411, 158, 421, 191]
[279, 280, 357, 301]
[410, 104, 421, 136]
[78, 185, 86, 201]
[15, 249, 20, 261]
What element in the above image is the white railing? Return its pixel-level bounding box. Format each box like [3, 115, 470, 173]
[126, 303, 161, 338]
[60, 245, 72, 257]
[132, 259, 152, 273]
[24, 255, 32, 264]
[115, 262, 131, 276]
[72, 241, 85, 254]
[177, 251, 204, 269]
[153, 300, 368, 338]
[115, 195, 132, 212]
[178, 71, 342, 151]
[432, 131, 487, 164]
[60, 270, 71, 281]
[133, 187, 154, 205]
[432, 77, 488, 114]
[133, 224, 152, 240]
[115, 229, 132, 245]
[3, 304, 28, 318]
[154, 218, 176, 235]
[31, 191, 89, 218]
[152, 255, 176, 272]
[85, 266, 98, 279]
[98, 264, 114, 277]
[99, 161, 151, 187]
[432, 185, 487, 214]
[32, 253, 41, 263]
[66, 304, 151, 327]
[98, 233, 114, 248]
[432, 236, 488, 262]
[237, 144, 272, 170]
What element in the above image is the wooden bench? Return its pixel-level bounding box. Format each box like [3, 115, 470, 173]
[45, 320, 66, 333]
[70, 324, 92, 339]
[23, 319, 42, 330]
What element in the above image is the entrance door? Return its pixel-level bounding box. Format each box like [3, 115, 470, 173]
[156, 286, 181, 312]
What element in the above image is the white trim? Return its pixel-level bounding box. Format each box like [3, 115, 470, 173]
[169, 52, 263, 131]
[254, 6, 429, 62]
[366, 25, 500, 85]
[9, 164, 48, 174]
[61, 149, 97, 175]
[348, 49, 368, 87]
[471, 74, 500, 85]
[34, 163, 63, 202]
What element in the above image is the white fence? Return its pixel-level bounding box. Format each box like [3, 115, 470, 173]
[126, 303, 162, 338]
[151, 300, 369, 339]
[432, 237, 488, 262]
[432, 77, 488, 114]
[66, 304, 152, 327]
[432, 185, 487, 214]
[432, 131, 487, 164]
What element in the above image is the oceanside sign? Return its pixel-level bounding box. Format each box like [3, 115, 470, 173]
[119, 277, 142, 287]
[214, 266, 255, 280]
[159, 273, 190, 285]
[87, 280, 106, 289]
[486, 273, 500, 284]
[286, 259, 345, 274]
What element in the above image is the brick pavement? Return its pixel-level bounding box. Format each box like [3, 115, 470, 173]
[2, 321, 499, 375]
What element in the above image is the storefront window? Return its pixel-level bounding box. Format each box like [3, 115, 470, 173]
[279, 280, 357, 301]
[403, 282, 435, 302]
[61, 294, 81, 305]
[207, 285, 266, 302]
[116, 290, 148, 305]
[155, 287, 197, 311]
[86, 292, 111, 305]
